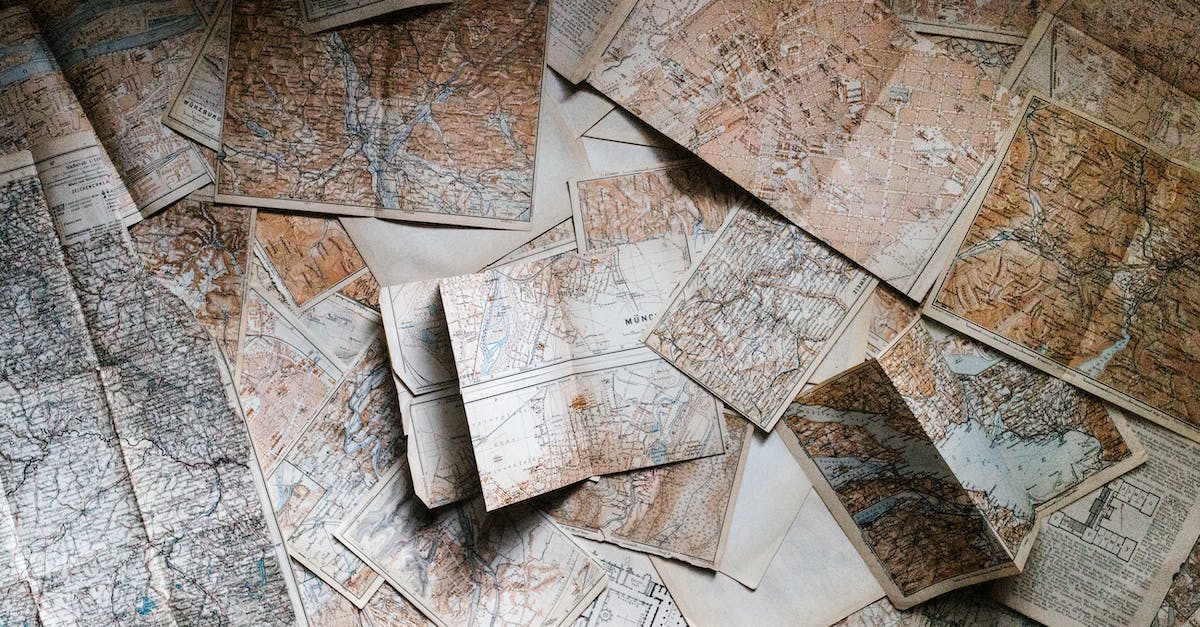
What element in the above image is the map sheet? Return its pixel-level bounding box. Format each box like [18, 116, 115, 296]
[0, 7, 142, 227]
[547, 0, 638, 83]
[642, 204, 876, 431]
[0, 149, 300, 623]
[337, 464, 608, 627]
[927, 96, 1200, 442]
[485, 217, 579, 269]
[1004, 13, 1200, 168]
[1155, 536, 1200, 627]
[271, 339, 403, 607]
[835, 590, 1038, 626]
[571, 538, 687, 627]
[130, 199, 251, 368]
[780, 318, 1145, 608]
[1049, 0, 1200, 101]
[24, 0, 214, 216]
[218, 0, 547, 228]
[256, 211, 370, 308]
[543, 411, 753, 569]
[298, 0, 446, 34]
[571, 161, 742, 254]
[996, 418, 1200, 627]
[440, 238, 726, 510]
[162, 0, 231, 151]
[891, 0, 1048, 43]
[587, 0, 1020, 299]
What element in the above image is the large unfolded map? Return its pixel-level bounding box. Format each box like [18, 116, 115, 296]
[928, 96, 1200, 442]
[643, 205, 876, 431]
[780, 318, 1145, 608]
[218, 0, 547, 228]
[588, 0, 1020, 298]
[0, 149, 298, 624]
[440, 238, 726, 510]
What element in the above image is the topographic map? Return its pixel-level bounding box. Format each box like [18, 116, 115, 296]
[928, 96, 1200, 441]
[256, 211, 369, 307]
[1052, 0, 1200, 100]
[781, 318, 1143, 607]
[440, 239, 726, 509]
[643, 205, 876, 431]
[1005, 15, 1200, 168]
[271, 340, 404, 606]
[0, 150, 296, 623]
[338, 465, 608, 627]
[572, 161, 743, 253]
[543, 412, 752, 569]
[588, 0, 1019, 298]
[130, 199, 251, 366]
[892, 0, 1048, 42]
[25, 0, 213, 215]
[218, 0, 548, 227]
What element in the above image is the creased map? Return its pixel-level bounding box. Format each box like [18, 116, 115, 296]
[892, 0, 1047, 42]
[781, 318, 1144, 608]
[219, 0, 547, 228]
[543, 411, 753, 569]
[927, 96, 1200, 442]
[548, 0, 638, 83]
[441, 238, 726, 510]
[0, 7, 141, 226]
[399, 386, 480, 508]
[271, 339, 404, 606]
[643, 205, 876, 431]
[25, 0, 213, 215]
[572, 161, 742, 254]
[588, 0, 1020, 298]
[381, 279, 458, 396]
[0, 149, 297, 623]
[1005, 14, 1200, 168]
[299, 0, 447, 34]
[1050, 0, 1200, 101]
[162, 0, 231, 150]
[130, 199, 251, 367]
[338, 464, 608, 627]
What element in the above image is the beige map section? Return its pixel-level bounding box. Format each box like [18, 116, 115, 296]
[1005, 14, 1200, 168]
[256, 211, 369, 307]
[928, 96, 1200, 441]
[130, 199, 252, 367]
[1051, 0, 1200, 101]
[218, 0, 546, 228]
[163, 0, 231, 150]
[238, 287, 346, 473]
[892, 0, 1047, 42]
[589, 0, 1019, 298]
[571, 161, 742, 253]
[643, 205, 876, 431]
[543, 411, 753, 569]
[25, 0, 213, 216]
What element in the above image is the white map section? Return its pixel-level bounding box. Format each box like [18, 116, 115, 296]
[572, 538, 687, 627]
[440, 239, 725, 509]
